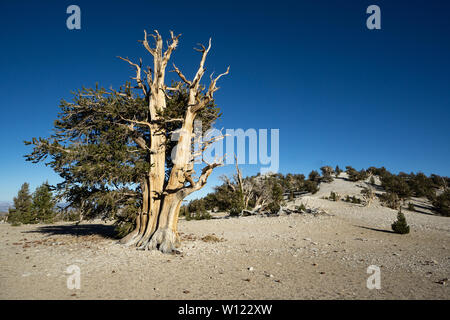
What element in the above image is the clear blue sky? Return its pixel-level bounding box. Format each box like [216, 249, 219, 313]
[1, 0, 449, 203]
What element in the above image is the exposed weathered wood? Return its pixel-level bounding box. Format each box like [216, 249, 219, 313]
[120, 30, 228, 253]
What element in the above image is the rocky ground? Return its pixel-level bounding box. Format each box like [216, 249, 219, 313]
[1, 177, 449, 300]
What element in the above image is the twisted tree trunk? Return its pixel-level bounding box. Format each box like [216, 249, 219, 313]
[118, 30, 228, 253]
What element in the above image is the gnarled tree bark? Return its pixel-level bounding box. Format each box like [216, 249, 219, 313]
[118, 30, 229, 253]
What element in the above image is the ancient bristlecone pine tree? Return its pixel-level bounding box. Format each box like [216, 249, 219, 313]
[25, 30, 229, 253]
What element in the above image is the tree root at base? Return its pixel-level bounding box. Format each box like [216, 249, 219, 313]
[130, 228, 180, 253]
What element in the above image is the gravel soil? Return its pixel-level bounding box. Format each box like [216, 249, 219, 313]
[1, 177, 449, 299]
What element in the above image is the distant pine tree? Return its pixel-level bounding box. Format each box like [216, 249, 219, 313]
[320, 166, 334, 183]
[32, 182, 56, 223]
[308, 170, 320, 182]
[335, 165, 342, 177]
[8, 183, 33, 225]
[432, 189, 450, 217]
[391, 210, 410, 234]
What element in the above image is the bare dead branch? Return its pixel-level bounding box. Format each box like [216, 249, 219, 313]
[117, 56, 148, 96]
[141, 30, 156, 56]
[171, 64, 192, 86]
[190, 66, 229, 113]
[162, 31, 181, 68]
[118, 114, 152, 129]
[191, 38, 212, 89]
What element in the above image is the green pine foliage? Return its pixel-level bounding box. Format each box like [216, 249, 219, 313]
[204, 172, 315, 215]
[267, 183, 283, 214]
[304, 180, 319, 194]
[432, 190, 450, 217]
[186, 199, 211, 220]
[297, 203, 306, 212]
[351, 196, 361, 204]
[392, 210, 410, 234]
[342, 195, 361, 204]
[380, 192, 401, 210]
[8, 182, 59, 225]
[308, 170, 320, 182]
[320, 166, 334, 183]
[32, 182, 56, 223]
[329, 191, 340, 201]
[380, 174, 411, 199]
[335, 165, 342, 177]
[8, 183, 34, 225]
[25, 83, 219, 225]
[345, 166, 368, 182]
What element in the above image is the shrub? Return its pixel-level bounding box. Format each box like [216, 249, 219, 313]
[392, 210, 410, 234]
[192, 211, 212, 220]
[380, 192, 400, 210]
[329, 191, 340, 201]
[65, 209, 82, 221]
[304, 180, 319, 194]
[320, 166, 334, 183]
[358, 170, 369, 181]
[267, 201, 281, 214]
[308, 170, 320, 182]
[343, 195, 361, 204]
[407, 202, 415, 211]
[380, 174, 411, 199]
[430, 174, 448, 189]
[229, 193, 245, 216]
[229, 205, 243, 217]
[408, 172, 434, 198]
[335, 165, 342, 177]
[185, 210, 212, 220]
[345, 166, 366, 182]
[351, 196, 361, 204]
[188, 199, 207, 214]
[297, 203, 306, 212]
[432, 190, 450, 217]
[367, 166, 390, 177]
[186, 199, 212, 220]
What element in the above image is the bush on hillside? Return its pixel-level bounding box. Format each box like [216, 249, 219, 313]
[380, 192, 401, 210]
[345, 166, 367, 182]
[320, 166, 334, 183]
[335, 165, 342, 177]
[304, 180, 319, 194]
[392, 210, 410, 234]
[432, 190, 450, 217]
[308, 170, 320, 183]
[380, 174, 411, 200]
[329, 191, 340, 201]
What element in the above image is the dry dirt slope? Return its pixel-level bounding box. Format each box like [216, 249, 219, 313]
[0, 177, 449, 299]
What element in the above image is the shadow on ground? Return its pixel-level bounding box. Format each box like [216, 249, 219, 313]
[355, 225, 396, 234]
[24, 223, 117, 239]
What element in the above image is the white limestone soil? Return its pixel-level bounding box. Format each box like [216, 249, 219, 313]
[1, 177, 449, 299]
